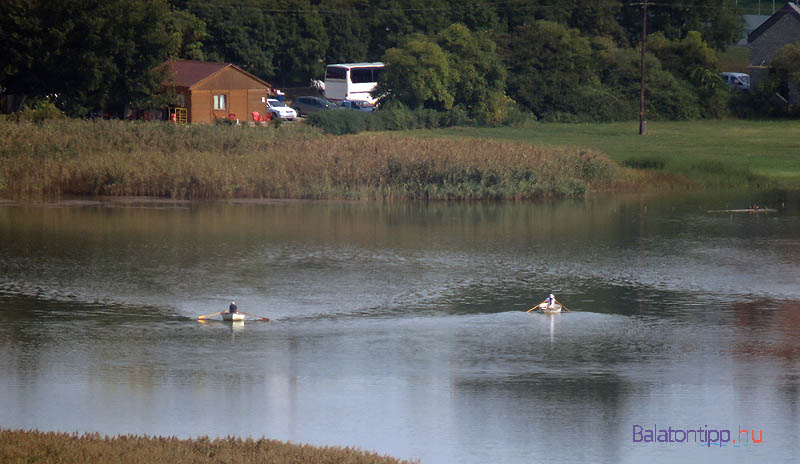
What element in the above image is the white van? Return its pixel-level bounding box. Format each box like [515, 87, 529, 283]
[324, 62, 384, 103]
[720, 72, 750, 91]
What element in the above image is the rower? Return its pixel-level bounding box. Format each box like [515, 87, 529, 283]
[229, 301, 238, 313]
[546, 293, 557, 309]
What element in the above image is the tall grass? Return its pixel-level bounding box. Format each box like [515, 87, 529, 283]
[0, 429, 413, 464]
[0, 120, 619, 200]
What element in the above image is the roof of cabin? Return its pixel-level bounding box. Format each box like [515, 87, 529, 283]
[158, 59, 271, 89]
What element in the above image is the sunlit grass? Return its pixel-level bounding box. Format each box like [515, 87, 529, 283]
[408, 119, 800, 190]
[0, 429, 414, 464]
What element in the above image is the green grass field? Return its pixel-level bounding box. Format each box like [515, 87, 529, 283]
[408, 119, 800, 190]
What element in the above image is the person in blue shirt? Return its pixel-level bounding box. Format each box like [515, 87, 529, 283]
[229, 301, 238, 313]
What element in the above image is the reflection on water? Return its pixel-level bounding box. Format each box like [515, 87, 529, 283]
[1, 192, 799, 463]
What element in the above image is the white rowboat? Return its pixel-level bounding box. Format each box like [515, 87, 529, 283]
[221, 311, 246, 321]
[537, 302, 562, 314]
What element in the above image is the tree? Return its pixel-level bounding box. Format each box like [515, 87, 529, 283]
[648, 31, 728, 117]
[618, 0, 744, 50]
[271, 0, 329, 85]
[0, 0, 184, 116]
[444, 0, 503, 33]
[168, 8, 208, 61]
[366, 0, 451, 60]
[495, 0, 625, 42]
[377, 34, 454, 110]
[499, 21, 593, 118]
[436, 24, 508, 123]
[182, 0, 277, 79]
[599, 44, 704, 120]
[322, 0, 371, 65]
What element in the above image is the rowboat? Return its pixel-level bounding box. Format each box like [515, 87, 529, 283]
[197, 309, 269, 322]
[221, 311, 245, 321]
[537, 302, 562, 314]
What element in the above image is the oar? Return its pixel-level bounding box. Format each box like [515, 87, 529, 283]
[197, 311, 222, 320]
[241, 312, 270, 322]
[526, 300, 548, 313]
[559, 303, 572, 312]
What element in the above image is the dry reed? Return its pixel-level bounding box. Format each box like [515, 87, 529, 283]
[0, 120, 619, 200]
[0, 429, 415, 464]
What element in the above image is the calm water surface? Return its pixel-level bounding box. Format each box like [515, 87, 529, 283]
[1, 193, 799, 463]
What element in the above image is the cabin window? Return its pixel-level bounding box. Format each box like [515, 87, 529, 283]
[213, 94, 227, 110]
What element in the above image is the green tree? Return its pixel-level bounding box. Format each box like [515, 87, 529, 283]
[599, 44, 703, 120]
[648, 31, 727, 117]
[322, 0, 371, 65]
[0, 0, 184, 116]
[500, 21, 593, 118]
[444, 0, 503, 33]
[271, 0, 329, 85]
[366, 0, 451, 60]
[436, 24, 508, 123]
[619, 0, 744, 50]
[182, 0, 277, 79]
[377, 34, 454, 110]
[168, 7, 208, 61]
[495, 0, 624, 42]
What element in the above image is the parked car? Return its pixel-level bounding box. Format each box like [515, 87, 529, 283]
[266, 98, 297, 120]
[291, 96, 339, 117]
[720, 72, 750, 91]
[339, 99, 376, 112]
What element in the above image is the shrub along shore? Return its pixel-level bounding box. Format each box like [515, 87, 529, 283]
[0, 119, 639, 201]
[0, 429, 413, 464]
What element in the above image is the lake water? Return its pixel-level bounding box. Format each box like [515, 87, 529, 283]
[1, 193, 799, 463]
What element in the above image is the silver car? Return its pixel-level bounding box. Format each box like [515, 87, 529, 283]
[266, 99, 297, 120]
[291, 96, 339, 117]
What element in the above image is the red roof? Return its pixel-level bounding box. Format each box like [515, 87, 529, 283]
[158, 59, 271, 88]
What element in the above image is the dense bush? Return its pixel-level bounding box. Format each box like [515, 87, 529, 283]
[10, 99, 65, 123]
[307, 100, 531, 135]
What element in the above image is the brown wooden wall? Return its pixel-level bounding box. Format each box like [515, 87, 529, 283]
[186, 67, 270, 124]
[191, 90, 211, 123]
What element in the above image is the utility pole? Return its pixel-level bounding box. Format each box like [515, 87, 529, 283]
[639, 0, 648, 135]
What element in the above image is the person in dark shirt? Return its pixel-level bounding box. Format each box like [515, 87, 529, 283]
[229, 301, 238, 313]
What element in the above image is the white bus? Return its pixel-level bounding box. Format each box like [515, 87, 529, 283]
[324, 62, 384, 103]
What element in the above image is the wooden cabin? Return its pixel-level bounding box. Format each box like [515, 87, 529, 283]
[159, 59, 272, 124]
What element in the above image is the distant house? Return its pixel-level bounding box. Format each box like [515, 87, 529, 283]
[737, 14, 770, 46]
[158, 59, 272, 124]
[747, 2, 800, 86]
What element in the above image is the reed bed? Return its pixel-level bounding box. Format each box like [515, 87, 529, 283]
[0, 429, 413, 464]
[0, 119, 619, 200]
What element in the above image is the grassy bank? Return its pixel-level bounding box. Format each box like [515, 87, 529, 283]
[0, 119, 621, 200]
[0, 429, 412, 464]
[410, 119, 800, 190]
